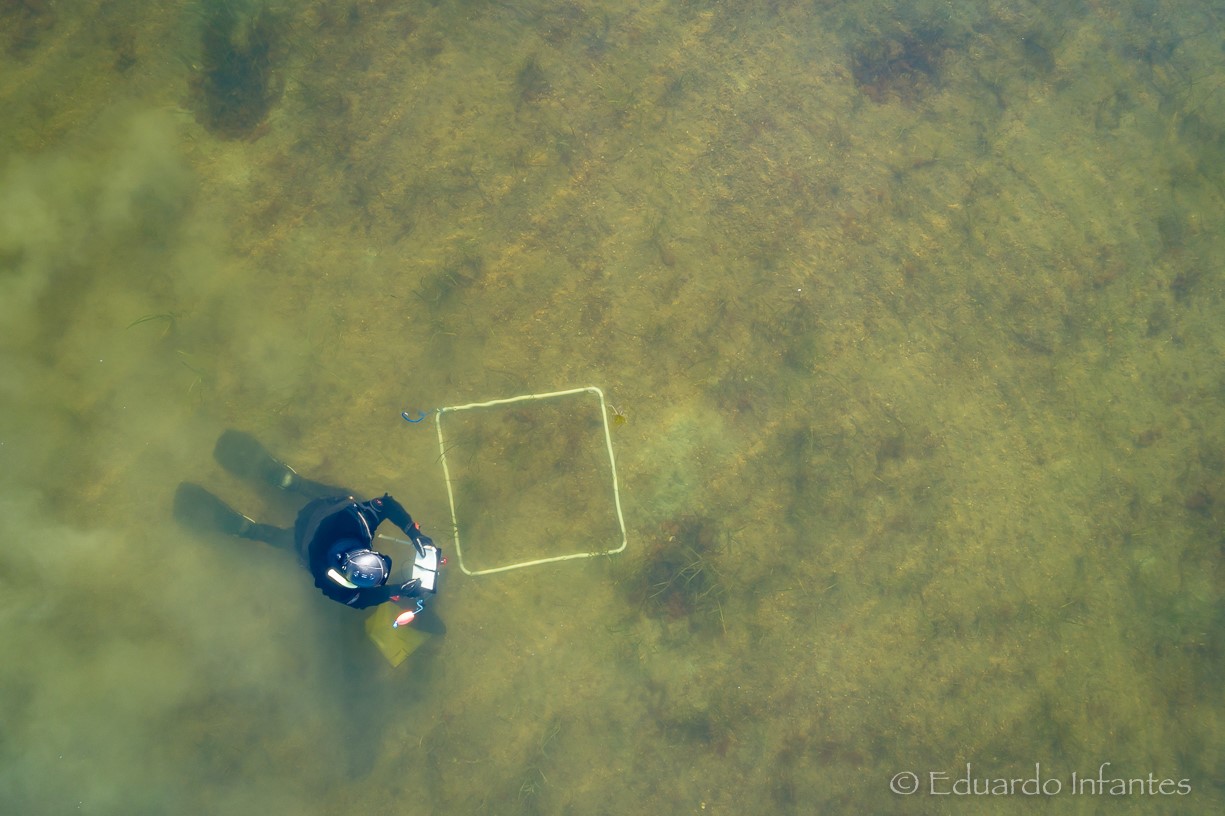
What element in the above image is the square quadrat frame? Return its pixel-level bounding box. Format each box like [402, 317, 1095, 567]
[433, 386, 628, 576]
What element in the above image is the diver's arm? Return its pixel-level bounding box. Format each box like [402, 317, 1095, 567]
[351, 585, 399, 608]
[372, 494, 415, 532]
[371, 494, 431, 554]
[319, 580, 418, 610]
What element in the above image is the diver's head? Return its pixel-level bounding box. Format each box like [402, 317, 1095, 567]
[338, 544, 392, 587]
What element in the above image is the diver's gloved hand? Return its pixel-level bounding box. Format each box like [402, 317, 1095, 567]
[398, 578, 422, 597]
[411, 533, 433, 558]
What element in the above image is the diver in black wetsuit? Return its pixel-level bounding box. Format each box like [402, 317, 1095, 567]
[174, 430, 436, 611]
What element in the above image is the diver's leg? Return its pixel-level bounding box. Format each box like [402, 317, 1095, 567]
[173, 483, 292, 548]
[213, 429, 348, 499]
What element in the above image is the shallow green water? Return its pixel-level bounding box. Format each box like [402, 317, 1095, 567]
[2, 0, 1224, 813]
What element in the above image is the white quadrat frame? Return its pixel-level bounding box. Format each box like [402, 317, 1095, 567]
[432, 386, 628, 576]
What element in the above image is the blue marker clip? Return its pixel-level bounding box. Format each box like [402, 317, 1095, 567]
[402, 410, 428, 423]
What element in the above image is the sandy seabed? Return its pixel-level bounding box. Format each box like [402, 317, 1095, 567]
[2, 0, 1224, 813]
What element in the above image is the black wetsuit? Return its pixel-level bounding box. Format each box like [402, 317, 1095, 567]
[294, 493, 424, 609]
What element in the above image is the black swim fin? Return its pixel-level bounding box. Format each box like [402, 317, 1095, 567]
[173, 482, 254, 537]
[213, 429, 299, 490]
[173, 482, 294, 547]
[212, 430, 344, 499]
